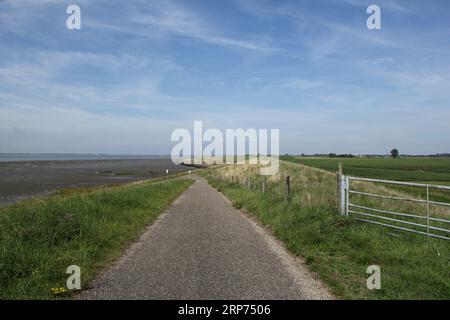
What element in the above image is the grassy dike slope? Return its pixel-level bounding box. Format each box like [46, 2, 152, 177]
[0, 178, 193, 299]
[202, 163, 450, 300]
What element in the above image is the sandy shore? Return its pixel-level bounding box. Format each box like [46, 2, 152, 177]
[0, 159, 190, 206]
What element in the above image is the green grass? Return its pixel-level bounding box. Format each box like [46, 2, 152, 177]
[202, 163, 450, 299]
[0, 178, 193, 299]
[282, 155, 450, 206]
[281, 156, 450, 183]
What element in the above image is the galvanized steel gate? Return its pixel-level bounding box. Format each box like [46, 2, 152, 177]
[339, 176, 450, 240]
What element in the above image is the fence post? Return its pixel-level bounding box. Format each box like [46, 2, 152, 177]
[340, 175, 347, 216]
[285, 176, 291, 202]
[345, 176, 349, 217]
[426, 185, 430, 237]
[336, 162, 343, 212]
[262, 176, 266, 193]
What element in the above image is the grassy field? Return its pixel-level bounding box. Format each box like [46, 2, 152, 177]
[0, 177, 193, 299]
[281, 156, 450, 184]
[202, 162, 450, 299]
[281, 155, 450, 205]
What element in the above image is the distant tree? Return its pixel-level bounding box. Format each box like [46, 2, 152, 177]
[391, 148, 399, 159]
[329, 153, 337, 158]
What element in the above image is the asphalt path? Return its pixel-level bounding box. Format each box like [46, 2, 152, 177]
[80, 177, 333, 300]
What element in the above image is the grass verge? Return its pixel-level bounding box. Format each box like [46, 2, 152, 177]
[0, 178, 194, 299]
[202, 163, 450, 299]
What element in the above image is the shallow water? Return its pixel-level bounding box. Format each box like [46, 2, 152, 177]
[0, 158, 189, 206]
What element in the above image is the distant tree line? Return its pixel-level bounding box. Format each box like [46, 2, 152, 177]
[328, 153, 356, 158]
[294, 153, 450, 158]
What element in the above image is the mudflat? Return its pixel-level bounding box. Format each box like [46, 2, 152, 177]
[0, 159, 189, 206]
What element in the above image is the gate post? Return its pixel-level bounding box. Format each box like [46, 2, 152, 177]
[345, 176, 349, 217]
[426, 185, 430, 237]
[340, 175, 347, 216]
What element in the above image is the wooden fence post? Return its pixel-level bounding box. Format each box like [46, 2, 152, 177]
[285, 176, 291, 202]
[336, 162, 342, 212]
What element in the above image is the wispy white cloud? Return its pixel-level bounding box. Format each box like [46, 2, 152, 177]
[83, 0, 279, 53]
[231, 0, 438, 63]
[0, 48, 190, 115]
[134, 1, 278, 53]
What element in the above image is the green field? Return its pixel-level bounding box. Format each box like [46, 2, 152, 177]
[281, 156, 450, 184]
[0, 178, 193, 299]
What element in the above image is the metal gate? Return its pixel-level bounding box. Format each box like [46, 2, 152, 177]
[339, 176, 450, 240]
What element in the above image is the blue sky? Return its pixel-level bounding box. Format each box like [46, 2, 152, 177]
[0, 0, 449, 154]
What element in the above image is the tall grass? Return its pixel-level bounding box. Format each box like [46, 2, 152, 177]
[0, 178, 193, 299]
[202, 162, 450, 299]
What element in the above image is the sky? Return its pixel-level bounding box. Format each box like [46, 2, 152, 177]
[0, 0, 449, 155]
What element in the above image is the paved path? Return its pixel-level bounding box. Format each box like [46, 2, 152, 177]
[80, 177, 333, 300]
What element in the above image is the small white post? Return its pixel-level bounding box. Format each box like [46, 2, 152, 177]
[346, 176, 350, 217]
[426, 185, 430, 237]
[340, 175, 347, 216]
